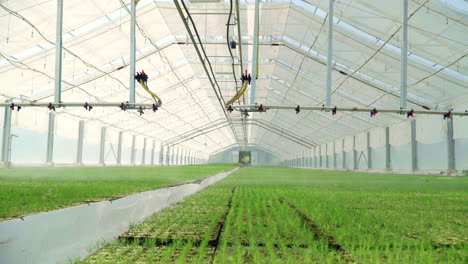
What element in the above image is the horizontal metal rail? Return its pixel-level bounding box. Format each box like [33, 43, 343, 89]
[231, 104, 468, 116]
[1, 102, 157, 108]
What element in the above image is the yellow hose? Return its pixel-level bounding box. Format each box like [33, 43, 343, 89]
[226, 80, 248, 106]
[139, 80, 162, 106]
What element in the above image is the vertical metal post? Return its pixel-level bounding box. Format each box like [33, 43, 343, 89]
[400, 0, 408, 110]
[411, 119, 418, 171]
[342, 138, 345, 169]
[117, 131, 123, 164]
[131, 135, 136, 165]
[166, 146, 171, 165]
[319, 146, 322, 167]
[249, 0, 260, 104]
[159, 143, 164, 165]
[142, 137, 147, 164]
[314, 147, 317, 168]
[367, 132, 372, 169]
[151, 140, 155, 165]
[447, 118, 455, 172]
[46, 112, 55, 164]
[1, 103, 12, 167]
[175, 147, 179, 165]
[99, 127, 106, 164]
[129, 0, 136, 103]
[353, 136, 358, 169]
[326, 0, 334, 107]
[325, 144, 329, 168]
[385, 127, 391, 170]
[54, 0, 63, 104]
[77, 120, 84, 164]
[333, 142, 336, 168]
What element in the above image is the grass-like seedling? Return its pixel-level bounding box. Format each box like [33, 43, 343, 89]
[0, 164, 237, 220]
[79, 166, 467, 263]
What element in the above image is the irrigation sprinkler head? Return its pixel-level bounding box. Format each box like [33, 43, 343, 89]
[152, 104, 158, 112]
[17, 106, 21, 112]
[10, 103, 15, 111]
[295, 105, 301, 114]
[332, 106, 337, 116]
[48, 103, 56, 111]
[443, 111, 452, 120]
[227, 105, 233, 113]
[83, 103, 92, 111]
[258, 104, 264, 113]
[138, 106, 144, 116]
[120, 103, 127, 111]
[370, 108, 378, 117]
[407, 109, 414, 118]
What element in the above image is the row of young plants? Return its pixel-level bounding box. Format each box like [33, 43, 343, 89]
[81, 167, 467, 263]
[278, 187, 467, 263]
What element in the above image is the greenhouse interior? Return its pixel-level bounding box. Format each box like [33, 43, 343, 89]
[0, 0, 467, 263]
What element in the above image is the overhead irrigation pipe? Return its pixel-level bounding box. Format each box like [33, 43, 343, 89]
[231, 104, 468, 117]
[249, 0, 260, 105]
[2, 102, 161, 115]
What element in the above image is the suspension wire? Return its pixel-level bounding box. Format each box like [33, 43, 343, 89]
[179, 0, 226, 104]
[226, 0, 239, 94]
[173, 0, 241, 144]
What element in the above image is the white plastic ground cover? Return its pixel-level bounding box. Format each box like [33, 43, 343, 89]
[0, 167, 239, 264]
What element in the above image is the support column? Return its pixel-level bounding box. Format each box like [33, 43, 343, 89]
[166, 146, 171, 165]
[175, 147, 179, 165]
[46, 112, 55, 164]
[333, 142, 337, 168]
[447, 118, 455, 172]
[385, 127, 391, 171]
[326, 0, 334, 107]
[325, 144, 329, 168]
[54, 0, 63, 104]
[367, 131, 372, 169]
[131, 135, 136, 165]
[151, 140, 155, 165]
[159, 143, 164, 165]
[314, 147, 317, 168]
[400, 0, 408, 109]
[1, 103, 12, 167]
[142, 137, 147, 165]
[353, 136, 358, 170]
[99, 127, 106, 164]
[319, 146, 322, 167]
[411, 119, 418, 171]
[129, 0, 136, 103]
[342, 138, 346, 169]
[77, 120, 84, 164]
[117, 131, 123, 164]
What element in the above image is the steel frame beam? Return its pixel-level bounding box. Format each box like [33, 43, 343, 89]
[54, 0, 63, 104]
[447, 118, 455, 172]
[99, 127, 106, 164]
[46, 112, 55, 164]
[117, 131, 123, 164]
[77, 120, 84, 164]
[411, 119, 418, 171]
[1, 102, 12, 167]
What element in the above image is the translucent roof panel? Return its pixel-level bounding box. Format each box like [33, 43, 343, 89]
[0, 0, 466, 158]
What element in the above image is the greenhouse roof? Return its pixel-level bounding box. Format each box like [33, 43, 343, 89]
[0, 0, 467, 157]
